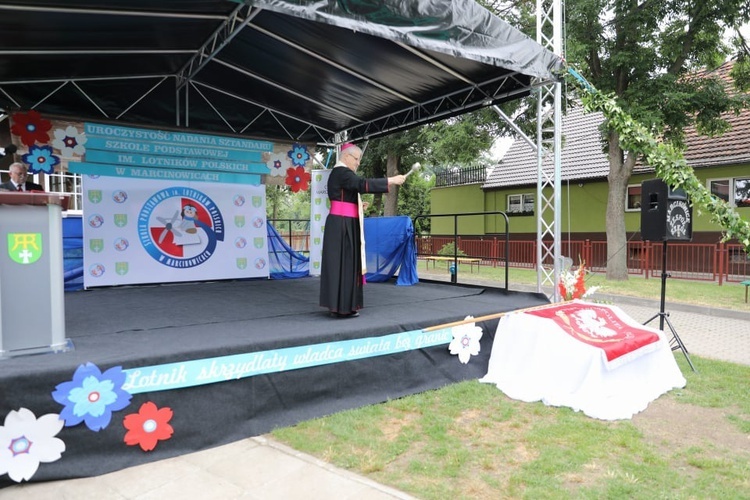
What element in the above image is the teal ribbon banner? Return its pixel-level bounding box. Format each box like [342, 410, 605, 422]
[81, 122, 273, 183]
[122, 327, 454, 394]
[70, 162, 262, 185]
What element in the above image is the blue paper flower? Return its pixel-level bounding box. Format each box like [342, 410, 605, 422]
[22, 144, 60, 174]
[287, 143, 310, 167]
[52, 362, 132, 431]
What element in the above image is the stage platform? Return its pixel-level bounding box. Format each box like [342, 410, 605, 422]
[0, 277, 547, 486]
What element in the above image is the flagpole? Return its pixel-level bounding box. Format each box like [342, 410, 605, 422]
[422, 302, 556, 332]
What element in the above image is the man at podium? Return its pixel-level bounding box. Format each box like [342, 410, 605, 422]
[1, 162, 44, 192]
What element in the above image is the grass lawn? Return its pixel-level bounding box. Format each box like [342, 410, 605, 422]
[272, 264, 750, 498]
[418, 261, 750, 312]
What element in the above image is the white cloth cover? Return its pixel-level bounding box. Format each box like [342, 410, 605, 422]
[479, 301, 686, 420]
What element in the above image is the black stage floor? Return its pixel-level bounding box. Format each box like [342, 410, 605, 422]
[0, 277, 547, 486]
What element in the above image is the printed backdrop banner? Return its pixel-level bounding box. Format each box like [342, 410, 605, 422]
[82, 176, 268, 287]
[309, 169, 331, 276]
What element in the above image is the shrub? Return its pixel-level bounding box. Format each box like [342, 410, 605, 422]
[437, 242, 465, 257]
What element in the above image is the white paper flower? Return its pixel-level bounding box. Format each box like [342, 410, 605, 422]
[448, 316, 483, 364]
[52, 125, 87, 158]
[0, 407, 66, 482]
[266, 152, 291, 177]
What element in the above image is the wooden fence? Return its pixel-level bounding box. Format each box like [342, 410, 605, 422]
[416, 236, 750, 285]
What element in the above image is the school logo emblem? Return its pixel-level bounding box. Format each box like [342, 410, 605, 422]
[114, 214, 128, 227]
[88, 214, 104, 228]
[89, 263, 105, 277]
[315, 197, 321, 205]
[252, 195, 262, 208]
[89, 239, 104, 253]
[313, 261, 320, 270]
[234, 215, 245, 228]
[236, 258, 247, 270]
[115, 262, 129, 275]
[313, 237, 321, 246]
[113, 238, 129, 251]
[7, 233, 42, 264]
[233, 195, 246, 207]
[138, 187, 225, 269]
[254, 237, 264, 249]
[88, 190, 102, 203]
[112, 190, 128, 203]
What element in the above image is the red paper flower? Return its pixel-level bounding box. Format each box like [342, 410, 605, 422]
[123, 401, 174, 451]
[10, 110, 52, 147]
[285, 166, 311, 193]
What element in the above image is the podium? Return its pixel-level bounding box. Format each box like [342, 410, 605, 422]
[0, 192, 73, 358]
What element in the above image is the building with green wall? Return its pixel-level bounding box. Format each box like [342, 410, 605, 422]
[431, 74, 750, 244]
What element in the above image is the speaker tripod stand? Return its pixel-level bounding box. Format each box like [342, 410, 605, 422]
[644, 241, 697, 372]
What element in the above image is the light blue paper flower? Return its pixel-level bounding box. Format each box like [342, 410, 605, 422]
[287, 143, 310, 167]
[22, 144, 60, 174]
[52, 362, 132, 431]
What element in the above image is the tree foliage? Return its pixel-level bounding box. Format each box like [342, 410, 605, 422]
[580, 88, 750, 251]
[556, 0, 750, 279]
[359, 110, 500, 220]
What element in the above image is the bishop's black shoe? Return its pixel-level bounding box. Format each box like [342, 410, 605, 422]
[330, 311, 359, 318]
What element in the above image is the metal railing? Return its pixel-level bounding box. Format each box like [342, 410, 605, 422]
[413, 212, 510, 289]
[268, 216, 749, 285]
[415, 236, 749, 285]
[433, 165, 487, 187]
[268, 219, 311, 254]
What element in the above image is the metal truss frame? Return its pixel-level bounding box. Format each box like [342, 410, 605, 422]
[535, 0, 564, 301]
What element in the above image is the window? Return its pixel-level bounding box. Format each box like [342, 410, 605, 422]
[523, 193, 535, 213]
[735, 178, 750, 208]
[626, 185, 641, 211]
[707, 177, 750, 208]
[708, 179, 730, 203]
[46, 170, 83, 213]
[507, 193, 534, 215]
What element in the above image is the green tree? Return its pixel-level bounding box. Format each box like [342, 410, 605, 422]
[266, 185, 311, 221]
[361, 109, 502, 220]
[398, 167, 434, 233]
[563, 0, 750, 279]
[476, 1, 750, 279]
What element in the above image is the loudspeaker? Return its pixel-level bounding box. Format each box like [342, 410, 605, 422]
[640, 178, 692, 241]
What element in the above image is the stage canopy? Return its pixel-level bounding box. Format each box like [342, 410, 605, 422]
[0, 0, 563, 145]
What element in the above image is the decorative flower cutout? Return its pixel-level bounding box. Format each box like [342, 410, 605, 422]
[22, 144, 60, 174]
[287, 143, 310, 167]
[266, 152, 290, 177]
[123, 402, 174, 452]
[0, 408, 65, 483]
[52, 362, 132, 431]
[52, 125, 87, 157]
[448, 316, 483, 364]
[10, 110, 52, 146]
[285, 166, 311, 193]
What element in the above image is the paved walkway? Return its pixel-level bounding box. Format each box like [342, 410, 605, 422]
[3, 278, 749, 499]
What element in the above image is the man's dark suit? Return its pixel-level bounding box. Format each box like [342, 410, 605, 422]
[0, 180, 44, 192]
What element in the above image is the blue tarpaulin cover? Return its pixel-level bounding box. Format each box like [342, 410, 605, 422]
[62, 216, 84, 291]
[268, 222, 310, 279]
[364, 216, 418, 286]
